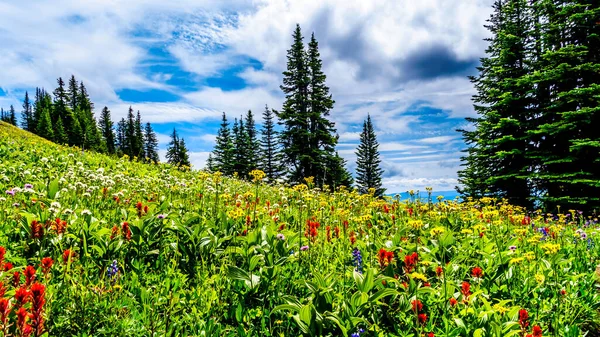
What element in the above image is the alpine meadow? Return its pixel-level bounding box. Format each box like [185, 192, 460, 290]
[0, 1, 599, 337]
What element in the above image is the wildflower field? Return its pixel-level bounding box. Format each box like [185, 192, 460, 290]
[1, 121, 599, 337]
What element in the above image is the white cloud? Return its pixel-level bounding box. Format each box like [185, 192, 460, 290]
[184, 87, 283, 118]
[107, 102, 221, 123]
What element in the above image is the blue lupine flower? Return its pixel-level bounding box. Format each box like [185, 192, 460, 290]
[352, 248, 363, 274]
[351, 328, 365, 337]
[107, 260, 119, 283]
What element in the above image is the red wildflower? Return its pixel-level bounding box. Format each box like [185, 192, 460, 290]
[30, 220, 44, 239]
[52, 218, 67, 235]
[15, 287, 30, 306]
[143, 205, 149, 214]
[522, 216, 531, 225]
[461, 281, 471, 298]
[427, 333, 434, 337]
[278, 223, 285, 231]
[0, 281, 5, 298]
[3, 262, 13, 272]
[472, 266, 483, 278]
[13, 271, 21, 287]
[30, 282, 45, 336]
[110, 225, 119, 240]
[349, 231, 356, 245]
[560, 289, 566, 296]
[449, 298, 458, 306]
[401, 281, 408, 288]
[24, 266, 36, 287]
[424, 282, 431, 287]
[411, 299, 423, 313]
[326, 226, 331, 242]
[418, 313, 427, 324]
[41, 257, 53, 275]
[343, 220, 349, 229]
[436, 266, 443, 277]
[479, 232, 484, 238]
[62, 249, 74, 264]
[519, 309, 529, 329]
[408, 208, 413, 216]
[122, 222, 131, 241]
[378, 249, 394, 268]
[404, 252, 418, 273]
[304, 220, 320, 240]
[383, 204, 390, 213]
[532, 325, 542, 337]
[334, 226, 340, 238]
[0, 298, 10, 326]
[16, 307, 32, 337]
[136, 201, 143, 210]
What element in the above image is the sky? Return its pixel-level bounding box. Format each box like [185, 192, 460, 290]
[0, 0, 495, 193]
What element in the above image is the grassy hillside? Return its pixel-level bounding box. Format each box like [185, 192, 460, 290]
[1, 121, 599, 336]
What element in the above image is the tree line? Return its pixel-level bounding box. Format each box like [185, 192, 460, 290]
[0, 75, 162, 163]
[206, 24, 386, 195]
[458, 0, 599, 211]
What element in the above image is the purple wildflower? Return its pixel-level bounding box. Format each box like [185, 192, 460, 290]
[24, 184, 33, 189]
[6, 189, 15, 196]
[276, 233, 285, 240]
[300, 245, 309, 251]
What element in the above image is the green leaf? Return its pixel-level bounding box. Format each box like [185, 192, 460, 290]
[47, 178, 59, 199]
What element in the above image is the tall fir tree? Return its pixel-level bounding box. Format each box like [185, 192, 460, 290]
[124, 106, 136, 158]
[259, 105, 284, 180]
[355, 114, 385, 196]
[134, 111, 145, 159]
[178, 138, 191, 167]
[116, 118, 127, 155]
[8, 105, 17, 126]
[36, 106, 54, 141]
[0, 108, 5, 122]
[53, 77, 82, 146]
[144, 122, 160, 163]
[458, 0, 534, 208]
[206, 153, 216, 172]
[68, 75, 79, 112]
[166, 128, 180, 165]
[99, 107, 116, 154]
[277, 25, 347, 188]
[244, 110, 260, 164]
[21, 91, 34, 131]
[212, 112, 235, 175]
[233, 117, 252, 177]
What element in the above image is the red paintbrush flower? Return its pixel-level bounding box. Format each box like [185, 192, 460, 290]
[461, 281, 471, 298]
[519, 309, 529, 329]
[472, 266, 483, 278]
[16, 307, 32, 337]
[404, 252, 418, 273]
[418, 313, 427, 324]
[532, 325, 542, 337]
[3, 262, 13, 272]
[0, 281, 5, 298]
[326, 226, 331, 242]
[349, 231, 356, 245]
[62, 249, 75, 264]
[449, 298, 458, 306]
[30, 220, 44, 239]
[122, 222, 131, 241]
[0, 297, 10, 326]
[24, 266, 36, 287]
[0, 246, 5, 266]
[15, 287, 30, 306]
[110, 225, 119, 240]
[41, 257, 53, 276]
[411, 299, 423, 313]
[30, 282, 45, 336]
[436, 266, 443, 277]
[13, 271, 21, 287]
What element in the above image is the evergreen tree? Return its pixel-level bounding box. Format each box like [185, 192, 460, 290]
[212, 112, 235, 175]
[124, 106, 136, 157]
[143, 122, 159, 163]
[134, 111, 145, 159]
[99, 107, 116, 154]
[233, 117, 252, 177]
[206, 153, 215, 172]
[68, 75, 79, 111]
[178, 138, 191, 167]
[36, 107, 54, 141]
[54, 77, 82, 146]
[166, 128, 180, 165]
[116, 118, 127, 155]
[277, 25, 343, 188]
[8, 105, 16, 126]
[458, 0, 534, 207]
[21, 92, 34, 131]
[326, 152, 354, 189]
[355, 114, 385, 196]
[0, 108, 5, 122]
[259, 105, 284, 180]
[244, 110, 260, 163]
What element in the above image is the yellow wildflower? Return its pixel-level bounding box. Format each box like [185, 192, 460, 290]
[410, 272, 428, 282]
[509, 257, 524, 265]
[535, 274, 545, 284]
[430, 227, 446, 236]
[493, 304, 510, 315]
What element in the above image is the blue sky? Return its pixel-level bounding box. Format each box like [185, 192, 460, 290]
[0, 0, 494, 192]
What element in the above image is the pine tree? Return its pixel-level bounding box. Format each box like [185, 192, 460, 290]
[68, 75, 79, 111]
[244, 110, 260, 164]
[259, 105, 285, 180]
[458, 0, 534, 207]
[144, 122, 159, 163]
[178, 138, 191, 167]
[278, 25, 343, 187]
[355, 114, 385, 196]
[116, 118, 127, 156]
[166, 128, 180, 165]
[78, 82, 101, 152]
[99, 107, 116, 154]
[134, 111, 145, 159]
[233, 117, 252, 177]
[124, 106, 136, 158]
[8, 105, 17, 125]
[36, 107, 54, 141]
[0, 108, 5, 122]
[212, 112, 235, 175]
[54, 77, 82, 146]
[21, 92, 34, 131]
[326, 152, 354, 189]
[277, 24, 311, 182]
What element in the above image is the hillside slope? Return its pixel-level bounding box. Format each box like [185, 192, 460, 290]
[1, 121, 599, 336]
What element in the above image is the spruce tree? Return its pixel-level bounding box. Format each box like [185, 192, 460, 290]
[124, 107, 136, 157]
[166, 128, 180, 165]
[21, 92, 34, 131]
[144, 122, 160, 163]
[8, 105, 17, 126]
[134, 111, 145, 159]
[233, 117, 252, 177]
[68, 75, 79, 111]
[99, 107, 116, 154]
[458, 0, 534, 207]
[54, 77, 82, 147]
[36, 107, 54, 141]
[116, 118, 127, 156]
[178, 138, 191, 167]
[212, 112, 235, 175]
[259, 105, 284, 180]
[0, 108, 5, 122]
[355, 114, 385, 196]
[326, 152, 354, 189]
[206, 153, 216, 172]
[244, 110, 260, 164]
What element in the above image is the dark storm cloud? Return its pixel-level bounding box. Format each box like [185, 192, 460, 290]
[400, 45, 478, 80]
